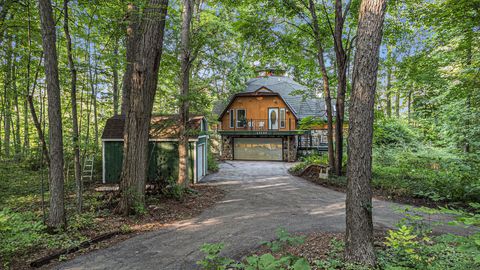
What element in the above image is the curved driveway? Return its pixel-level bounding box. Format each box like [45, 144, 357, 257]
[58, 161, 466, 270]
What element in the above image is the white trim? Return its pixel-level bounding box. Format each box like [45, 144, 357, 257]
[102, 138, 124, 142]
[193, 142, 197, 184]
[102, 141, 106, 184]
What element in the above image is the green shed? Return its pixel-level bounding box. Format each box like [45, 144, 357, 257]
[101, 115, 208, 184]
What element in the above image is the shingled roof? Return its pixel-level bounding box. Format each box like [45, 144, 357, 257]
[215, 76, 329, 120]
[101, 115, 206, 140]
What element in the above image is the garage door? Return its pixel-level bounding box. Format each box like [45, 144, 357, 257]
[234, 138, 283, 161]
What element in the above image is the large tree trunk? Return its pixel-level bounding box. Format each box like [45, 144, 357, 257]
[64, 0, 82, 213]
[333, 0, 350, 176]
[120, 5, 139, 115]
[38, 0, 66, 229]
[177, 0, 194, 186]
[345, 0, 386, 266]
[308, 0, 335, 171]
[117, 0, 169, 215]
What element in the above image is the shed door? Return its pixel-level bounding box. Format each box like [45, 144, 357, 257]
[234, 138, 283, 161]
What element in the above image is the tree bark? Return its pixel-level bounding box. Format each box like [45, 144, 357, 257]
[117, 0, 169, 215]
[64, 0, 82, 213]
[3, 33, 12, 158]
[333, 0, 349, 176]
[27, 55, 49, 165]
[385, 45, 392, 117]
[308, 0, 335, 171]
[345, 0, 386, 266]
[120, 4, 139, 115]
[12, 52, 22, 157]
[38, 0, 66, 229]
[177, 0, 194, 186]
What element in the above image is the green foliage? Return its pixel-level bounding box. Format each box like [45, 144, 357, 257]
[197, 243, 237, 270]
[162, 177, 187, 201]
[374, 118, 420, 146]
[0, 208, 46, 261]
[208, 147, 220, 173]
[298, 116, 324, 130]
[379, 206, 480, 270]
[197, 229, 310, 270]
[373, 145, 480, 204]
[261, 228, 305, 252]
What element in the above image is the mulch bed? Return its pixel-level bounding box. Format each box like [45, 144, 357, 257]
[295, 164, 448, 209]
[10, 184, 225, 270]
[251, 230, 387, 270]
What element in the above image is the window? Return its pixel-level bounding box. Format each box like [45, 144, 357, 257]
[236, 109, 246, 128]
[229, 109, 234, 128]
[280, 108, 286, 128]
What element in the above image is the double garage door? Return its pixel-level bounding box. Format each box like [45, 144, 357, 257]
[234, 138, 283, 161]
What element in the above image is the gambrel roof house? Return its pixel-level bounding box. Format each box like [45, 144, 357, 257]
[216, 70, 331, 162]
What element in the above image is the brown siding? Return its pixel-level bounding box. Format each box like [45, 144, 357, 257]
[220, 95, 297, 131]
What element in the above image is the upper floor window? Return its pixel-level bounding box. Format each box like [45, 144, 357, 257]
[229, 109, 234, 128]
[280, 108, 286, 128]
[236, 109, 246, 128]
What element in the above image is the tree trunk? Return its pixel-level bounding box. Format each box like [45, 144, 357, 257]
[3, 33, 12, 158]
[38, 0, 66, 229]
[113, 40, 120, 115]
[120, 4, 139, 115]
[385, 45, 392, 117]
[177, 0, 194, 186]
[308, 0, 335, 171]
[64, 0, 82, 213]
[117, 0, 169, 215]
[333, 0, 349, 176]
[345, 0, 386, 266]
[12, 53, 22, 157]
[407, 89, 412, 123]
[395, 89, 400, 118]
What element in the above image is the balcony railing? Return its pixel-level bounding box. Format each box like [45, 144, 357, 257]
[222, 118, 293, 131]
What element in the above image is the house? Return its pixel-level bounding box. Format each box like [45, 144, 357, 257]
[101, 115, 208, 184]
[216, 69, 330, 161]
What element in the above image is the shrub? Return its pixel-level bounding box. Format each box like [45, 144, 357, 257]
[374, 118, 420, 146]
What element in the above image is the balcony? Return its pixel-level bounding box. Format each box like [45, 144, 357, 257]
[218, 118, 306, 136]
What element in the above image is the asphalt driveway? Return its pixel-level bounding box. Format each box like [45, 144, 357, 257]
[58, 161, 468, 270]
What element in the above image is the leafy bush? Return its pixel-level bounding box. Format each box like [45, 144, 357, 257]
[373, 146, 480, 204]
[261, 228, 305, 252]
[208, 148, 219, 173]
[379, 205, 480, 269]
[374, 118, 420, 146]
[197, 229, 311, 270]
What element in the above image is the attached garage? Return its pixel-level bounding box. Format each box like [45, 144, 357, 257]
[233, 137, 283, 161]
